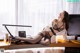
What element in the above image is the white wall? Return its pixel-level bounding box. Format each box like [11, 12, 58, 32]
[67, 2, 80, 14]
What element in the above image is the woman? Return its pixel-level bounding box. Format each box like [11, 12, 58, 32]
[13, 11, 69, 45]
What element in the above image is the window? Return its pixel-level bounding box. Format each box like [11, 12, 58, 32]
[0, 0, 16, 38]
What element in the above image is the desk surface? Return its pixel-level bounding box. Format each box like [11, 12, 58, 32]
[0, 42, 80, 50]
[0, 44, 48, 50]
[50, 42, 80, 47]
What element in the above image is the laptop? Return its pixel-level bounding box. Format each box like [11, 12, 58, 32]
[18, 31, 26, 38]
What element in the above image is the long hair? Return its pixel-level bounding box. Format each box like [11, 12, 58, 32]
[62, 11, 69, 31]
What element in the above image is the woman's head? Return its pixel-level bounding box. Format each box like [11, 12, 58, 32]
[52, 11, 69, 30]
[58, 11, 65, 21]
[58, 11, 69, 21]
[59, 11, 69, 30]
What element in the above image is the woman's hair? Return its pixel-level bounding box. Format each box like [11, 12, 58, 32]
[62, 11, 69, 31]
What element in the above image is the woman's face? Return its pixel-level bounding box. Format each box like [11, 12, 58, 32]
[58, 11, 65, 21]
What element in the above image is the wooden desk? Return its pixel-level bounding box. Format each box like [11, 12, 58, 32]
[0, 44, 49, 50]
[50, 42, 80, 47]
[0, 42, 80, 50]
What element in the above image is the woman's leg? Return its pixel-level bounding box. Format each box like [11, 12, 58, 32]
[14, 33, 44, 44]
[40, 38, 50, 45]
